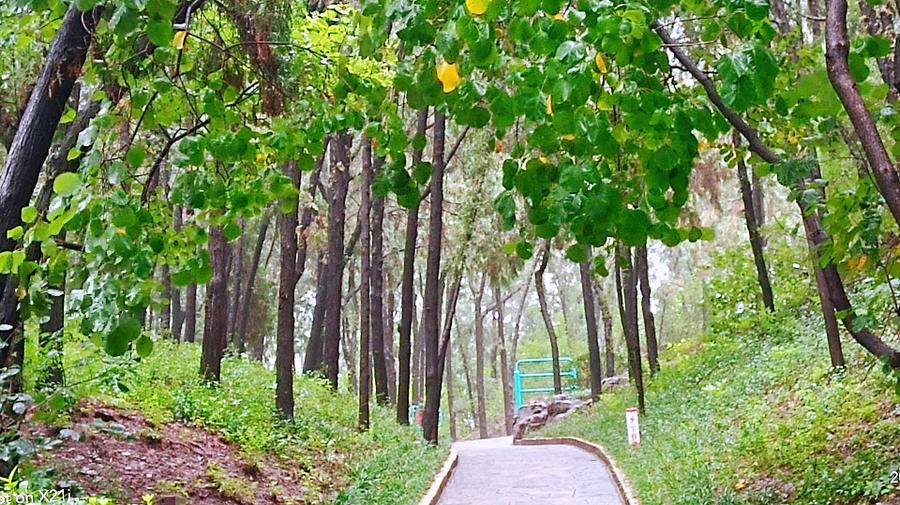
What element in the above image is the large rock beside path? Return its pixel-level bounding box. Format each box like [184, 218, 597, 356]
[513, 394, 590, 440]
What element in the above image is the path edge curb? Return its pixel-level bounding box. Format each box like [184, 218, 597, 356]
[514, 436, 640, 505]
[418, 448, 459, 505]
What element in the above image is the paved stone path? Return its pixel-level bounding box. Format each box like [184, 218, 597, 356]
[437, 437, 626, 505]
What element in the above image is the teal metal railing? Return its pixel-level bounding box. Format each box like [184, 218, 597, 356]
[513, 357, 578, 410]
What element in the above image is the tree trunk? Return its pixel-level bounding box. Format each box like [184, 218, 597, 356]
[411, 282, 425, 405]
[0, 6, 99, 364]
[554, 271, 572, 340]
[358, 140, 373, 430]
[457, 331, 478, 428]
[534, 241, 562, 394]
[578, 255, 603, 402]
[445, 336, 457, 441]
[236, 211, 271, 352]
[619, 245, 645, 413]
[735, 135, 775, 312]
[171, 207, 185, 341]
[275, 162, 300, 419]
[492, 278, 514, 435]
[303, 257, 328, 372]
[396, 108, 426, 417]
[635, 246, 660, 375]
[228, 226, 246, 350]
[184, 283, 198, 344]
[422, 112, 446, 444]
[384, 277, 397, 403]
[825, 0, 900, 230]
[471, 273, 489, 438]
[370, 156, 390, 405]
[201, 225, 230, 382]
[322, 134, 352, 388]
[594, 280, 615, 377]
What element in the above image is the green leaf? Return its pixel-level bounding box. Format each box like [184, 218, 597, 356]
[146, 19, 173, 47]
[135, 334, 154, 358]
[849, 53, 870, 82]
[224, 222, 242, 241]
[566, 244, 586, 263]
[106, 317, 142, 357]
[20, 207, 38, 225]
[126, 146, 147, 168]
[53, 173, 81, 197]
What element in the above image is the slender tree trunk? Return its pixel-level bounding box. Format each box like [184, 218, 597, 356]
[201, 226, 230, 382]
[825, 0, 900, 230]
[370, 157, 390, 404]
[322, 134, 352, 388]
[735, 135, 775, 312]
[471, 274, 489, 438]
[492, 278, 514, 435]
[619, 245, 645, 413]
[635, 246, 660, 375]
[579, 255, 603, 401]
[384, 277, 397, 403]
[171, 207, 185, 341]
[275, 162, 300, 418]
[445, 337, 457, 441]
[303, 257, 328, 372]
[411, 284, 425, 405]
[534, 241, 562, 393]
[594, 281, 615, 377]
[228, 227, 246, 350]
[511, 267, 534, 366]
[236, 212, 271, 351]
[358, 141, 373, 430]
[422, 112, 446, 444]
[458, 332, 478, 428]
[396, 108, 427, 415]
[184, 283, 198, 344]
[554, 272, 572, 340]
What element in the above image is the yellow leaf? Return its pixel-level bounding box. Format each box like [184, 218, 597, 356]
[595, 52, 608, 74]
[561, 134, 576, 141]
[173, 31, 188, 50]
[546, 95, 554, 115]
[16, 287, 26, 300]
[553, 12, 565, 21]
[466, 0, 490, 16]
[436, 61, 462, 93]
[539, 155, 551, 165]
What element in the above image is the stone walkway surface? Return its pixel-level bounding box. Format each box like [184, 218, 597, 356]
[437, 436, 625, 505]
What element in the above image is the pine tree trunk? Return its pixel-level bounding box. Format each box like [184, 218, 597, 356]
[619, 245, 645, 413]
[370, 156, 390, 404]
[397, 195, 420, 422]
[422, 112, 446, 444]
[322, 133, 352, 388]
[184, 283, 198, 344]
[201, 225, 230, 382]
[594, 281, 615, 377]
[303, 257, 328, 372]
[236, 212, 271, 352]
[275, 162, 300, 419]
[492, 278, 514, 435]
[471, 274, 489, 438]
[579, 255, 603, 401]
[358, 140, 373, 430]
[535, 242, 562, 394]
[635, 246, 660, 375]
[171, 207, 185, 341]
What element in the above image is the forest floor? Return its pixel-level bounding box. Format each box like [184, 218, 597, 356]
[437, 436, 624, 505]
[535, 309, 900, 505]
[21, 341, 447, 505]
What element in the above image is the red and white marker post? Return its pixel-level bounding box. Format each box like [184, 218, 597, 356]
[625, 407, 640, 448]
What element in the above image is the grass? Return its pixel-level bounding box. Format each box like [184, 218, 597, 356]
[537, 309, 900, 505]
[45, 340, 448, 505]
